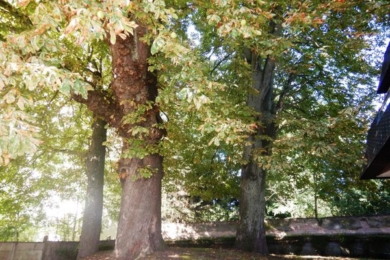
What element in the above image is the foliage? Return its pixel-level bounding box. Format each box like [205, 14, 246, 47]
[0, 0, 390, 245]
[187, 1, 390, 221]
[331, 180, 390, 217]
[0, 87, 119, 240]
[265, 105, 372, 218]
[0, 156, 46, 241]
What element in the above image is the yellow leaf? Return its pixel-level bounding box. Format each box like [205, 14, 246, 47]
[110, 29, 116, 45]
[17, 0, 30, 7]
[5, 93, 15, 104]
[118, 33, 127, 40]
[0, 77, 4, 90]
[17, 97, 25, 110]
[97, 11, 105, 19]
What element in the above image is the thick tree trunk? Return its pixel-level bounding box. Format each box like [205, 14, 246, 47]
[235, 143, 268, 253]
[235, 53, 276, 254]
[77, 118, 107, 260]
[115, 151, 164, 259]
[73, 22, 165, 259]
[110, 25, 165, 260]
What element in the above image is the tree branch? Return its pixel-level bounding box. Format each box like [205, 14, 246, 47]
[209, 53, 232, 76]
[72, 89, 123, 131]
[275, 72, 295, 113]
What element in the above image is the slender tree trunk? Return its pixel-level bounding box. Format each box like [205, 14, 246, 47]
[314, 173, 318, 220]
[235, 52, 276, 255]
[77, 118, 107, 260]
[72, 199, 78, 241]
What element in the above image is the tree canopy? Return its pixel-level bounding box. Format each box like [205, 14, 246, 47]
[0, 0, 389, 258]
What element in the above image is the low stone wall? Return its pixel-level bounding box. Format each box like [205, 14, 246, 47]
[162, 215, 390, 258]
[162, 215, 390, 240]
[267, 235, 390, 258]
[267, 215, 390, 237]
[166, 235, 390, 258]
[162, 221, 236, 240]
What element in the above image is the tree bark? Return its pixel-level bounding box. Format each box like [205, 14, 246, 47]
[115, 151, 164, 259]
[235, 52, 276, 254]
[109, 26, 165, 259]
[72, 22, 164, 259]
[314, 172, 318, 220]
[77, 118, 107, 260]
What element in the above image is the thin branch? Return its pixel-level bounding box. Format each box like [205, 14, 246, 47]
[50, 148, 87, 157]
[209, 53, 232, 76]
[275, 72, 295, 113]
[48, 90, 59, 105]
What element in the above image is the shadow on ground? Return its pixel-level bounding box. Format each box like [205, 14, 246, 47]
[81, 247, 380, 260]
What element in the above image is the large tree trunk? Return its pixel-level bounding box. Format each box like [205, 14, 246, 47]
[235, 53, 276, 254]
[77, 118, 107, 260]
[110, 25, 165, 260]
[115, 151, 164, 259]
[72, 22, 165, 259]
[236, 144, 268, 253]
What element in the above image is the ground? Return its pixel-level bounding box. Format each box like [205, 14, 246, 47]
[81, 247, 363, 260]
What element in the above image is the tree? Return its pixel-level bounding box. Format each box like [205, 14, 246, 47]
[1, 1, 390, 258]
[0, 89, 92, 242]
[0, 1, 175, 258]
[188, 0, 389, 254]
[77, 117, 107, 259]
[0, 156, 46, 241]
[266, 105, 375, 218]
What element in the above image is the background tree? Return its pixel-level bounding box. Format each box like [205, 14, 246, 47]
[0, 93, 93, 241]
[77, 117, 107, 259]
[0, 156, 46, 241]
[188, 0, 390, 254]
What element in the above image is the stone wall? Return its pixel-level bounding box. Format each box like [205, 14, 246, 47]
[161, 215, 390, 258]
[162, 215, 390, 240]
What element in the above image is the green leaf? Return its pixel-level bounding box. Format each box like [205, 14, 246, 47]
[151, 37, 165, 55]
[60, 80, 71, 93]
